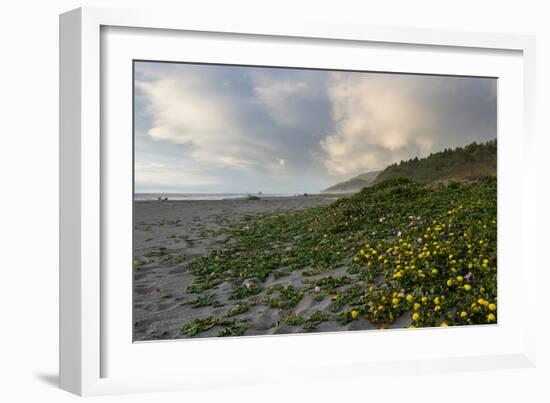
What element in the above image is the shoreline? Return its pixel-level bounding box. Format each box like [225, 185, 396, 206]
[134, 193, 349, 202]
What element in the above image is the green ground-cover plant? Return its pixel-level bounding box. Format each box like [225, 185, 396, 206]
[179, 176, 496, 336]
[224, 302, 252, 317]
[181, 317, 248, 337]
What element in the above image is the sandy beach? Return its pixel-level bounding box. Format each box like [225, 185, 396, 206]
[133, 195, 392, 341]
[134, 175, 497, 340]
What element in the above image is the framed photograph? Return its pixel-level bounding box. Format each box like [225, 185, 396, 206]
[60, 7, 537, 396]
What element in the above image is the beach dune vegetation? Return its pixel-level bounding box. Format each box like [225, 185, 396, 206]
[181, 174, 497, 336]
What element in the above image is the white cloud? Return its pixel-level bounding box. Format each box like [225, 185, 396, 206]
[320, 73, 436, 176]
[136, 74, 260, 169]
[252, 74, 312, 127]
[135, 63, 496, 193]
[136, 68, 323, 183]
[135, 160, 220, 191]
[136, 77, 236, 144]
[217, 156, 254, 169]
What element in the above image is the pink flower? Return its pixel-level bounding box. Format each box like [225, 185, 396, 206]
[235, 251, 241, 257]
[314, 286, 321, 293]
[245, 282, 252, 289]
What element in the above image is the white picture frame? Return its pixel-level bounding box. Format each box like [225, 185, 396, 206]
[59, 6, 537, 396]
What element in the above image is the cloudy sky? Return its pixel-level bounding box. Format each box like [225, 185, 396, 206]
[134, 61, 497, 194]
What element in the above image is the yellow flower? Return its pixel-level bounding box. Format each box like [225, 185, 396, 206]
[392, 298, 400, 305]
[460, 311, 468, 318]
[351, 310, 359, 320]
[434, 305, 441, 312]
[434, 297, 440, 305]
[421, 296, 428, 303]
[412, 312, 420, 321]
[414, 303, 421, 310]
[478, 298, 488, 306]
[487, 313, 496, 322]
[406, 294, 413, 302]
[463, 284, 472, 291]
[447, 279, 453, 287]
[456, 276, 463, 282]
[440, 322, 448, 327]
[431, 268, 438, 275]
[488, 303, 496, 311]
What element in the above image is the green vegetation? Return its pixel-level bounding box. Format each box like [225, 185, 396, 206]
[181, 317, 248, 337]
[190, 292, 223, 308]
[323, 170, 381, 193]
[181, 317, 218, 336]
[217, 319, 248, 337]
[263, 284, 304, 309]
[374, 139, 496, 184]
[224, 302, 251, 317]
[280, 312, 305, 326]
[133, 258, 145, 270]
[303, 310, 331, 332]
[179, 175, 497, 336]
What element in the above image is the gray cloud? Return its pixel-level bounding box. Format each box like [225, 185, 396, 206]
[134, 62, 496, 194]
[321, 72, 497, 175]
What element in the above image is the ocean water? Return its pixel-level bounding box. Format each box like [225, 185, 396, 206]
[134, 193, 294, 201]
